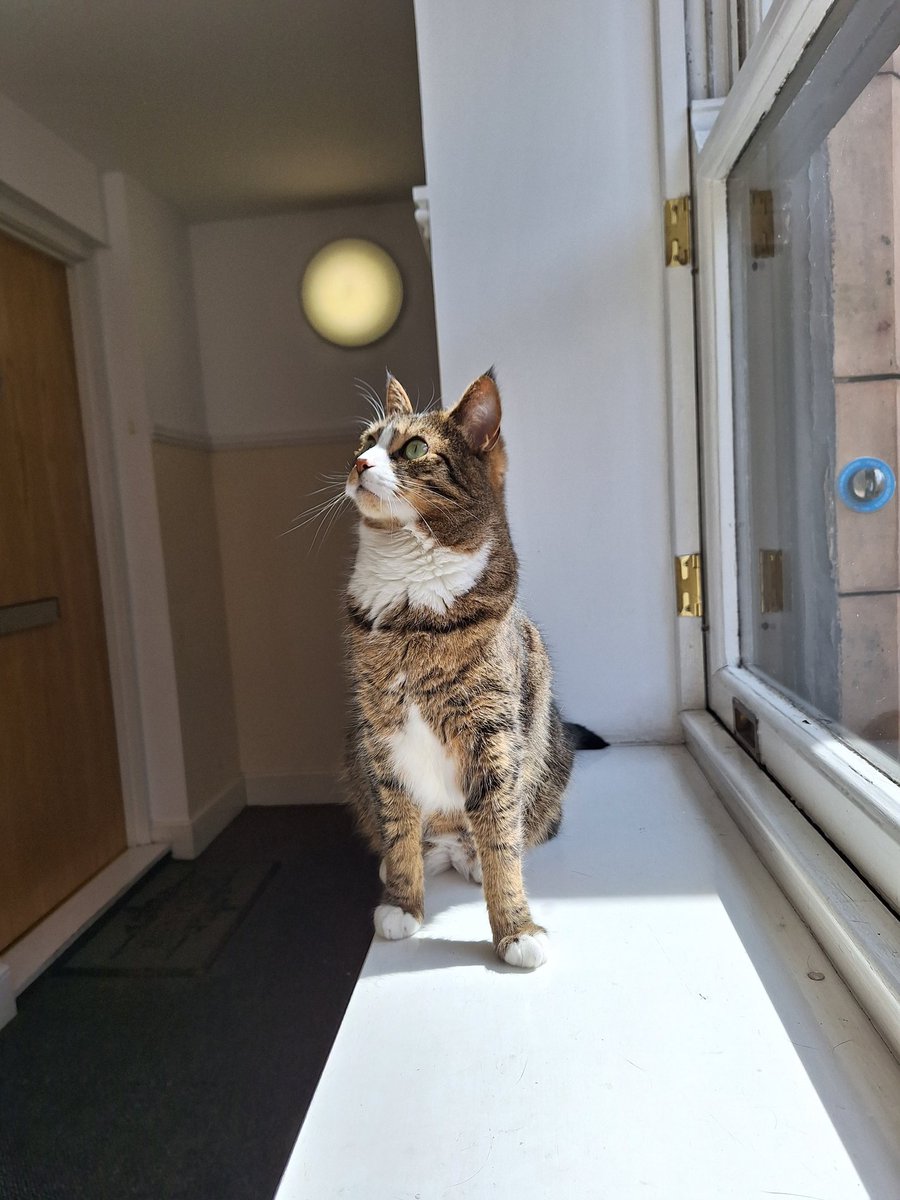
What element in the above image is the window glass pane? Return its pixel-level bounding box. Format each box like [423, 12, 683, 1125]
[729, 31, 900, 772]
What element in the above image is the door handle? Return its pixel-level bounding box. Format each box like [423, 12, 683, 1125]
[0, 597, 60, 635]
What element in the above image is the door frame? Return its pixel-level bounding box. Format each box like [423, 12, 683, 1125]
[0, 205, 156, 848]
[0, 149, 196, 1007]
[688, 0, 900, 1057]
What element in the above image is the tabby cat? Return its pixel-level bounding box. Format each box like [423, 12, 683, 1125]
[343, 370, 604, 969]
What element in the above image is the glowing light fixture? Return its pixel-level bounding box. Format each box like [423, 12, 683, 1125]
[300, 238, 403, 347]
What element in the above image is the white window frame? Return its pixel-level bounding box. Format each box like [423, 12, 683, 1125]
[690, 0, 900, 1052]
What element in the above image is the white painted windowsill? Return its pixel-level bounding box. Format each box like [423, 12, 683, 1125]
[277, 743, 900, 1200]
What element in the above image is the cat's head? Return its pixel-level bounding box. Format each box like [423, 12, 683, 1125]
[345, 370, 508, 539]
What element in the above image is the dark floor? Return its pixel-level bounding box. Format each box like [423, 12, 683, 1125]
[0, 806, 380, 1200]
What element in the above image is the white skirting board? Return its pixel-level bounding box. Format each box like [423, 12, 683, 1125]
[0, 843, 168, 1024]
[275, 746, 900, 1199]
[244, 772, 341, 806]
[147, 771, 340, 860]
[150, 776, 246, 859]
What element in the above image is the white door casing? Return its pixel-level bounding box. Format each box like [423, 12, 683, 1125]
[0, 105, 190, 1015]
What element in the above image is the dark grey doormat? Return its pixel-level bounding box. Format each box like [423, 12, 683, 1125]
[0, 805, 381, 1200]
[62, 861, 278, 976]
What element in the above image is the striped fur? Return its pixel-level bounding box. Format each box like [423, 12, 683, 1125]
[343, 371, 577, 969]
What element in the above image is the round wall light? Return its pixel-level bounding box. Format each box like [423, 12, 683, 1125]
[300, 238, 403, 347]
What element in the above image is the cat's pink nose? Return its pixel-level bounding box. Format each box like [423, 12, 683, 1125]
[356, 456, 372, 474]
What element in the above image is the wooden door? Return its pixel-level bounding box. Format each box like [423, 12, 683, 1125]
[0, 230, 126, 951]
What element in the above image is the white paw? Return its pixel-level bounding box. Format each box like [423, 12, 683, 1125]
[501, 932, 549, 969]
[374, 904, 422, 940]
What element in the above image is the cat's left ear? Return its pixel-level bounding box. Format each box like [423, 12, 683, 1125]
[385, 372, 414, 416]
[449, 370, 502, 454]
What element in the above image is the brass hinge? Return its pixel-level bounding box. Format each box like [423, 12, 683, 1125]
[664, 196, 692, 267]
[674, 552, 703, 617]
[759, 548, 784, 612]
[750, 189, 775, 258]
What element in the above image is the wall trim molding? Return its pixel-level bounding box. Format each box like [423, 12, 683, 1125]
[0, 181, 101, 265]
[150, 776, 247, 859]
[152, 425, 213, 451]
[0, 92, 107, 249]
[245, 772, 342, 806]
[153, 424, 355, 452]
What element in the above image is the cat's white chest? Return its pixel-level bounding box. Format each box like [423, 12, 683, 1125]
[386, 704, 465, 817]
[349, 525, 490, 623]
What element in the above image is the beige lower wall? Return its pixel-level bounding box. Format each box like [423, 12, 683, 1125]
[212, 441, 354, 788]
[152, 442, 242, 817]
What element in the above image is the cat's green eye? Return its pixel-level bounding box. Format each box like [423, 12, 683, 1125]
[403, 438, 428, 461]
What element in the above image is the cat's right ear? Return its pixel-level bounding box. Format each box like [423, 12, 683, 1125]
[449, 371, 502, 454]
[385, 372, 414, 416]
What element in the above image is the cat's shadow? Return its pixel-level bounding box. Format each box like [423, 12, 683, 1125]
[367, 933, 530, 977]
[365, 873, 536, 976]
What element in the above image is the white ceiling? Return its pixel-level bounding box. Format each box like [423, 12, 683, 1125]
[0, 0, 425, 221]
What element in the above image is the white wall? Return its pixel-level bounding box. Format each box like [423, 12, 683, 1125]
[190, 201, 438, 443]
[415, 0, 679, 741]
[187, 200, 440, 800]
[93, 172, 195, 834]
[119, 177, 208, 438]
[107, 176, 243, 828]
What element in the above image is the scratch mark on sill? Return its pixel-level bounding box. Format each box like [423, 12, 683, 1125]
[446, 1136, 495, 1190]
[761, 1191, 829, 1199]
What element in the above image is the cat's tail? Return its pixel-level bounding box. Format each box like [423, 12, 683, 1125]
[565, 722, 609, 751]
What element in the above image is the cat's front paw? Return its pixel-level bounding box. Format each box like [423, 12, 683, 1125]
[498, 930, 549, 969]
[374, 904, 422, 940]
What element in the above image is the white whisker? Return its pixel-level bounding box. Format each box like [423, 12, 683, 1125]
[303, 481, 346, 502]
[397, 485, 439, 541]
[420, 383, 442, 414]
[354, 378, 386, 423]
[293, 487, 344, 515]
[281, 490, 348, 537]
[310, 492, 350, 555]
